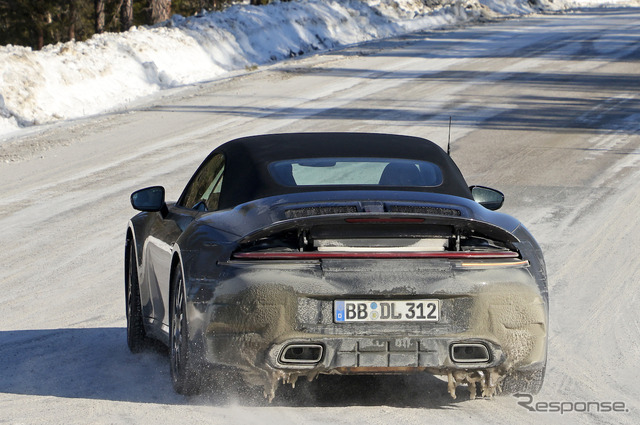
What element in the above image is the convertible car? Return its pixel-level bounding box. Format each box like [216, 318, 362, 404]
[125, 133, 547, 400]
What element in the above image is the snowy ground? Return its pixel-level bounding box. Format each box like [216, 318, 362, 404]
[2, 0, 639, 140]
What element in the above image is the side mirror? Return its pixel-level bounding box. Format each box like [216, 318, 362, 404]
[470, 185, 504, 211]
[131, 186, 166, 212]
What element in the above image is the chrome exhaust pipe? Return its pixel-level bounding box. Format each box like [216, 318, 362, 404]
[450, 343, 490, 363]
[279, 344, 324, 364]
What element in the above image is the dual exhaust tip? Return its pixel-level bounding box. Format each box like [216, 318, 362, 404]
[280, 344, 324, 364]
[279, 342, 490, 366]
[450, 343, 490, 363]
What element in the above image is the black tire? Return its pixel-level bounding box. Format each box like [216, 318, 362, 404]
[500, 367, 545, 395]
[170, 265, 203, 395]
[126, 242, 148, 353]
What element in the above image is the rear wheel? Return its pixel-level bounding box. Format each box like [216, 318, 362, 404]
[170, 265, 203, 395]
[126, 243, 148, 353]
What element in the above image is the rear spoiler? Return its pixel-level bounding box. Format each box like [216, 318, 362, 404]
[236, 213, 521, 247]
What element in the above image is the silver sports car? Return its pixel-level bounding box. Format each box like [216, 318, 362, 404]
[125, 133, 548, 400]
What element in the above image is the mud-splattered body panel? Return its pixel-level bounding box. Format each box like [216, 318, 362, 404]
[184, 258, 546, 398]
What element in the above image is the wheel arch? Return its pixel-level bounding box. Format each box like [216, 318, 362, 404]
[124, 226, 136, 300]
[169, 248, 185, 318]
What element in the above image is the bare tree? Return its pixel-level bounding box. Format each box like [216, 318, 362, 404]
[68, 0, 78, 40]
[150, 0, 171, 24]
[121, 0, 133, 31]
[30, 1, 53, 49]
[95, 0, 104, 33]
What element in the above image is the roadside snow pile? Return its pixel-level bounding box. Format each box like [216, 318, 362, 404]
[0, 0, 632, 138]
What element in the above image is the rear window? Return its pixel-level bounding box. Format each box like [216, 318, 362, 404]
[268, 158, 443, 187]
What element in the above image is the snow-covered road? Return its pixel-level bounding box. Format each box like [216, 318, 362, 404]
[0, 0, 555, 137]
[1, 6, 639, 424]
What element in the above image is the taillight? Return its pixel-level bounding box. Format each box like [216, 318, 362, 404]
[232, 251, 519, 260]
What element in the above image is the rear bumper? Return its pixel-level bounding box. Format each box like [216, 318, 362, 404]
[266, 336, 505, 370]
[186, 258, 547, 393]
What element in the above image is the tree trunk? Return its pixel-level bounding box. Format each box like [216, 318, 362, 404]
[95, 0, 104, 34]
[37, 25, 44, 50]
[33, 6, 50, 50]
[121, 0, 133, 31]
[69, 0, 77, 41]
[150, 0, 171, 24]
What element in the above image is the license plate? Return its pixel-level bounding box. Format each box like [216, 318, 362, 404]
[334, 300, 439, 322]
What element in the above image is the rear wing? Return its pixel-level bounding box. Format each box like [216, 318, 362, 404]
[232, 213, 521, 260]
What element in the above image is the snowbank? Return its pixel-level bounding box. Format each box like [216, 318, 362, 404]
[0, 0, 636, 139]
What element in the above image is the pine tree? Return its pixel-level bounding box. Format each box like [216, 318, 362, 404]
[0, 0, 272, 50]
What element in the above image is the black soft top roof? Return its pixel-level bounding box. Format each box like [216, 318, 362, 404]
[212, 133, 472, 209]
